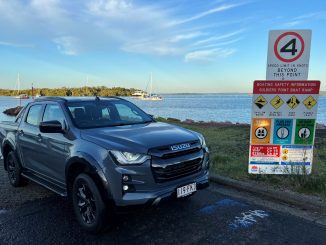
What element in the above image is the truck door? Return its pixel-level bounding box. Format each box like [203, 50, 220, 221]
[39, 103, 72, 183]
[17, 104, 45, 171]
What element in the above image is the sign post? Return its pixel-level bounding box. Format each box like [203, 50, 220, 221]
[249, 29, 321, 175]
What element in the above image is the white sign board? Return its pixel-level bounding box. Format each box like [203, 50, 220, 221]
[249, 80, 320, 175]
[267, 30, 311, 80]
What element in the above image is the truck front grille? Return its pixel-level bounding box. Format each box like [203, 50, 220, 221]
[152, 157, 203, 183]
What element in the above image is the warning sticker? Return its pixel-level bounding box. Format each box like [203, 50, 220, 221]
[273, 119, 293, 144]
[255, 95, 267, 109]
[251, 118, 271, 144]
[270, 95, 284, 109]
[294, 119, 315, 145]
[303, 96, 317, 109]
[281, 145, 312, 164]
[286, 95, 300, 109]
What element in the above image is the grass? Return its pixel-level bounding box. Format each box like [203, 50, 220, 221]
[158, 118, 326, 199]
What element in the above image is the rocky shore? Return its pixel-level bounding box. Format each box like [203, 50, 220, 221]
[2, 106, 326, 130]
[3, 106, 23, 116]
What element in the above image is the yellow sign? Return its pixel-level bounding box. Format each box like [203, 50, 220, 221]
[286, 96, 300, 109]
[251, 118, 272, 144]
[254, 95, 267, 109]
[282, 155, 288, 161]
[282, 149, 289, 154]
[303, 96, 317, 109]
[270, 95, 284, 109]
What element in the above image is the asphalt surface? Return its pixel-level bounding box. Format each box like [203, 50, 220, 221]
[0, 158, 326, 244]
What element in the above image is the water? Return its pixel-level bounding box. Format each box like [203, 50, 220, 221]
[0, 95, 325, 124]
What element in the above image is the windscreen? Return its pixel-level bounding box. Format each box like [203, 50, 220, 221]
[67, 99, 153, 129]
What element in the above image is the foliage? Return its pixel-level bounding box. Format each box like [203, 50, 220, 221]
[0, 86, 138, 97]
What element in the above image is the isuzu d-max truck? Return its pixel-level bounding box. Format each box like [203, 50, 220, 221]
[0, 97, 209, 232]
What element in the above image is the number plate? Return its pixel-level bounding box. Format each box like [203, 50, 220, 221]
[177, 183, 196, 198]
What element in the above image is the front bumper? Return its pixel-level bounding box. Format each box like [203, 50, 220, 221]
[103, 147, 210, 207]
[118, 171, 209, 206]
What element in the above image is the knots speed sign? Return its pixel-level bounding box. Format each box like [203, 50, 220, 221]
[266, 30, 311, 80]
[274, 32, 305, 63]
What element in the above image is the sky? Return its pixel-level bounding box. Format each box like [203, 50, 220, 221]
[0, 0, 325, 93]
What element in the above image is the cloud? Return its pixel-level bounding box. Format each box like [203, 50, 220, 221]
[193, 29, 245, 46]
[284, 11, 326, 27]
[168, 3, 245, 26]
[0, 0, 249, 60]
[53, 36, 80, 55]
[170, 32, 204, 43]
[284, 20, 302, 27]
[184, 48, 236, 62]
[0, 41, 33, 48]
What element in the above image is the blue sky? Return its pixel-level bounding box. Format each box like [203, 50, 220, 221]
[0, 0, 325, 93]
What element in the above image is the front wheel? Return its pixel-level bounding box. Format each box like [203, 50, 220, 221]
[72, 173, 110, 233]
[6, 151, 28, 187]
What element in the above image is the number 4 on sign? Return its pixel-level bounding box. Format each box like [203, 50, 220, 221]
[280, 39, 297, 56]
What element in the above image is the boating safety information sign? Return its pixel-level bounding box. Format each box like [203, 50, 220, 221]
[267, 30, 311, 80]
[249, 80, 320, 174]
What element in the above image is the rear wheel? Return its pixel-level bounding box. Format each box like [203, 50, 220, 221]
[6, 151, 27, 187]
[72, 173, 110, 233]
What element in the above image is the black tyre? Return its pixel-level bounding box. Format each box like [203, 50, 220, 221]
[72, 173, 110, 233]
[6, 151, 28, 187]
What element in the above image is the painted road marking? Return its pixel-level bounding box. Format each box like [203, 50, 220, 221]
[229, 210, 269, 230]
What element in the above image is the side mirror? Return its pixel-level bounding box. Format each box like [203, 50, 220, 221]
[148, 114, 154, 118]
[39, 120, 63, 133]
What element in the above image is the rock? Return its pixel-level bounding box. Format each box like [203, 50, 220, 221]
[316, 123, 326, 129]
[167, 117, 181, 122]
[3, 106, 23, 117]
[184, 119, 195, 124]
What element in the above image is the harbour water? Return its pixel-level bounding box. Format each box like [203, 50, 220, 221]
[0, 94, 325, 124]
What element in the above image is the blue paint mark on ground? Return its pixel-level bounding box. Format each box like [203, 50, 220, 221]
[199, 198, 248, 215]
[215, 199, 248, 208]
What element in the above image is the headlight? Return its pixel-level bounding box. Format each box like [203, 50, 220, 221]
[110, 151, 150, 165]
[199, 135, 207, 148]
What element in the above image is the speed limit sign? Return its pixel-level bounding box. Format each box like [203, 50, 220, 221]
[266, 30, 311, 80]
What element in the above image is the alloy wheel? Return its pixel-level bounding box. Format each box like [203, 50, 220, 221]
[76, 182, 97, 224]
[7, 155, 16, 183]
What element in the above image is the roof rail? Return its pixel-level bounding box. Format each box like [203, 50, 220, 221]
[34, 96, 67, 102]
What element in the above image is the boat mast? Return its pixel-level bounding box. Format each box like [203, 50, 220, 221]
[150, 72, 153, 97]
[17, 73, 20, 95]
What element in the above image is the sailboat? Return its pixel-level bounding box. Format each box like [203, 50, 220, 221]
[140, 73, 163, 101]
[15, 74, 30, 99]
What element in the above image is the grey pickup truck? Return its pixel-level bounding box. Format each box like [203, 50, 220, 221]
[0, 97, 209, 232]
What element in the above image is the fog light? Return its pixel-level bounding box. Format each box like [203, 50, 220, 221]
[122, 175, 129, 182]
[123, 185, 129, 191]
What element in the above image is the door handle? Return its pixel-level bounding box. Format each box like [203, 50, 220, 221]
[18, 130, 24, 136]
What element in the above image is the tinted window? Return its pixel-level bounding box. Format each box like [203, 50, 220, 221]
[67, 100, 152, 128]
[43, 104, 66, 126]
[115, 103, 143, 122]
[15, 107, 26, 124]
[26, 105, 42, 126]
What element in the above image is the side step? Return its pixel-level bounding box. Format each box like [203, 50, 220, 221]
[22, 171, 67, 197]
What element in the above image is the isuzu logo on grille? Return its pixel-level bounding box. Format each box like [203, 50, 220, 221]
[170, 143, 191, 151]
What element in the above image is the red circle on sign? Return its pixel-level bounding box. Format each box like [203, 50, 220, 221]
[274, 32, 305, 63]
